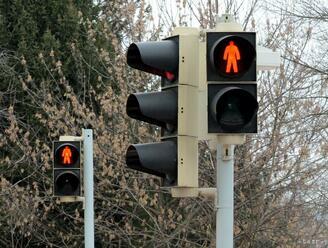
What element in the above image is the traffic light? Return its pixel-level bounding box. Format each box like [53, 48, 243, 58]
[53, 141, 81, 196]
[126, 28, 199, 191]
[206, 32, 258, 133]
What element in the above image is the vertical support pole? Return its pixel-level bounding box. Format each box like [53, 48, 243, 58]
[216, 144, 234, 248]
[83, 129, 94, 248]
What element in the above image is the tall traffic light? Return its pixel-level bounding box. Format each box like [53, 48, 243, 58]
[126, 28, 199, 191]
[53, 141, 81, 196]
[206, 32, 258, 133]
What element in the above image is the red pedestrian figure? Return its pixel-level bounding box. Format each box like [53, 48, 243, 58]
[223, 41, 241, 73]
[62, 146, 72, 165]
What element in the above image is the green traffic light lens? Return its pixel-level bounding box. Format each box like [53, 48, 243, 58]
[220, 96, 245, 126]
[127, 41, 178, 81]
[55, 171, 80, 195]
[215, 88, 258, 131]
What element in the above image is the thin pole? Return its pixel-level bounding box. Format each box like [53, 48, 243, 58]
[215, 0, 218, 14]
[216, 144, 234, 248]
[83, 129, 94, 248]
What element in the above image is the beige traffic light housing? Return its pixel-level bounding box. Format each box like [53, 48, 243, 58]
[169, 26, 245, 197]
[170, 27, 200, 196]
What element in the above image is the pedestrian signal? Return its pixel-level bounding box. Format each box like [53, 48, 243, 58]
[206, 32, 258, 134]
[53, 141, 81, 196]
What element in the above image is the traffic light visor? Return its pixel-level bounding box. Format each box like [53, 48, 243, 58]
[126, 141, 177, 186]
[127, 40, 179, 81]
[211, 87, 258, 131]
[126, 90, 178, 128]
[126, 145, 165, 178]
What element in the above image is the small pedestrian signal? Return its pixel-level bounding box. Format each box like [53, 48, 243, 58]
[53, 141, 81, 196]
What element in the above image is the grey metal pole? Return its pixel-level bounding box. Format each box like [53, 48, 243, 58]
[83, 129, 94, 248]
[216, 144, 234, 248]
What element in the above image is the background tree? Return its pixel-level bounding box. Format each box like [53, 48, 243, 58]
[0, 0, 212, 246]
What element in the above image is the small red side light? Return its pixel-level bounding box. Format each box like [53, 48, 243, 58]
[165, 71, 175, 81]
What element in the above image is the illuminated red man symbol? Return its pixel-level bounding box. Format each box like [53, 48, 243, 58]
[62, 146, 72, 165]
[223, 41, 241, 73]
